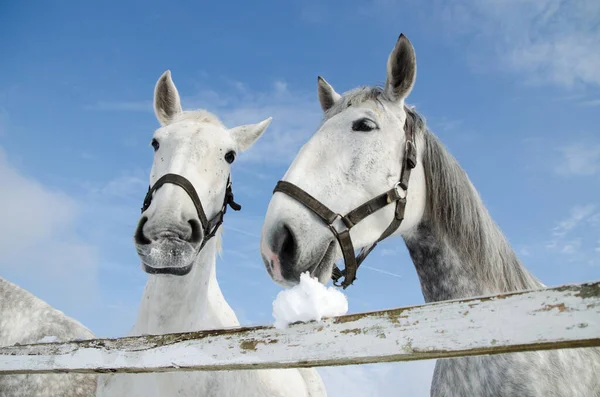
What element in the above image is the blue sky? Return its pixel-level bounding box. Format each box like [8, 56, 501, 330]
[1, 1, 599, 395]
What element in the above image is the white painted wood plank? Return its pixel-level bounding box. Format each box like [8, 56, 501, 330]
[1, 281, 599, 375]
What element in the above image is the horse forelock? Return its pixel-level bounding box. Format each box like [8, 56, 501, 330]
[170, 109, 226, 129]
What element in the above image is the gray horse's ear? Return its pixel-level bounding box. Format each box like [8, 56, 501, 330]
[317, 76, 341, 112]
[384, 34, 417, 103]
[154, 70, 183, 126]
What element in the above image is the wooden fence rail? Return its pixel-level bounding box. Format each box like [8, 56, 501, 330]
[1, 281, 599, 375]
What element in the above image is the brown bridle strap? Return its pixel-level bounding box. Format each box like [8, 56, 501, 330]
[141, 173, 241, 251]
[273, 110, 416, 289]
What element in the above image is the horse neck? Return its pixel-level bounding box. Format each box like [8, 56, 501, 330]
[401, 128, 542, 303]
[133, 236, 238, 335]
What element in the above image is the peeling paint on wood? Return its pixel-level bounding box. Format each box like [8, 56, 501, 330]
[0, 281, 599, 375]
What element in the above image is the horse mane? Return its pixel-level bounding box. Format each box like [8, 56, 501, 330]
[327, 85, 542, 292]
[414, 109, 542, 292]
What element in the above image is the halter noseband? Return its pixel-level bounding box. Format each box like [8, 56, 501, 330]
[273, 110, 417, 289]
[141, 173, 241, 252]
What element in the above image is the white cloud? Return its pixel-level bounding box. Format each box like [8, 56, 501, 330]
[546, 204, 600, 265]
[556, 143, 600, 176]
[559, 239, 582, 255]
[425, 0, 600, 89]
[551, 204, 596, 238]
[319, 360, 435, 397]
[341, 0, 599, 89]
[0, 146, 100, 315]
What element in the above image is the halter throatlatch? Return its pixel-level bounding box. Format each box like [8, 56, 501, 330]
[273, 110, 417, 289]
[141, 173, 241, 251]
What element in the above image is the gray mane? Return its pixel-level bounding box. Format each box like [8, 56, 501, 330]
[327, 85, 542, 293]
[417, 112, 542, 292]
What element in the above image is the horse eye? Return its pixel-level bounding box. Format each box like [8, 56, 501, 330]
[224, 151, 236, 164]
[352, 118, 378, 132]
[151, 139, 160, 152]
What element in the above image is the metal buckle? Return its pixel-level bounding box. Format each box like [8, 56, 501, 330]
[385, 182, 407, 204]
[329, 214, 352, 235]
[393, 182, 407, 200]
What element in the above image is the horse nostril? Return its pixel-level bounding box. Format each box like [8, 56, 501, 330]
[189, 219, 202, 243]
[279, 224, 297, 265]
[134, 216, 151, 245]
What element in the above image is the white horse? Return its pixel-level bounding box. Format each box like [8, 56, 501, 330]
[0, 277, 97, 397]
[97, 70, 326, 397]
[259, 34, 600, 396]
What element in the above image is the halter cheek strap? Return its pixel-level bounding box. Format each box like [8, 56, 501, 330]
[273, 110, 417, 289]
[141, 173, 241, 251]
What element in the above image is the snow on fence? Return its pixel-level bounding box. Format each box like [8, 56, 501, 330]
[1, 281, 599, 375]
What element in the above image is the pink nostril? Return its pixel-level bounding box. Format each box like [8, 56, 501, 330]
[270, 256, 283, 282]
[261, 240, 284, 282]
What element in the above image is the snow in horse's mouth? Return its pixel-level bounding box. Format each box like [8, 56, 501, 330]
[136, 237, 197, 276]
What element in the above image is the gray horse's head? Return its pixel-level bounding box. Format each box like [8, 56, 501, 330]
[260, 34, 427, 286]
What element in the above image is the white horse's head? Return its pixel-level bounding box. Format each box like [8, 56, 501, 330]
[260, 34, 427, 287]
[134, 70, 271, 276]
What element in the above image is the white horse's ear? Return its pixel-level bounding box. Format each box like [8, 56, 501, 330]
[230, 117, 272, 152]
[384, 34, 417, 103]
[154, 70, 183, 126]
[317, 76, 341, 112]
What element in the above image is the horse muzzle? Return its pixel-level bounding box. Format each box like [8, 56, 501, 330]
[135, 237, 198, 276]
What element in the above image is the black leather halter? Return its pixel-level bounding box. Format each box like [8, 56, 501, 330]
[141, 173, 241, 251]
[273, 110, 417, 289]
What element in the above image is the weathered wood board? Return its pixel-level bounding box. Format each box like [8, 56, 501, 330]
[1, 281, 598, 375]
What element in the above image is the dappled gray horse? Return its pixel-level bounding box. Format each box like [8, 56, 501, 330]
[259, 33, 600, 396]
[0, 277, 96, 397]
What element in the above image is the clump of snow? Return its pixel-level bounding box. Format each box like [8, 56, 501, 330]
[272, 272, 348, 329]
[38, 335, 59, 343]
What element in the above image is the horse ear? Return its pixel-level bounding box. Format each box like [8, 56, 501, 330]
[384, 34, 417, 103]
[317, 76, 341, 112]
[154, 70, 183, 126]
[230, 117, 272, 152]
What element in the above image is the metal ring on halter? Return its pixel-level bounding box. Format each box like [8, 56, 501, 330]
[328, 214, 353, 235]
[393, 182, 408, 200]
